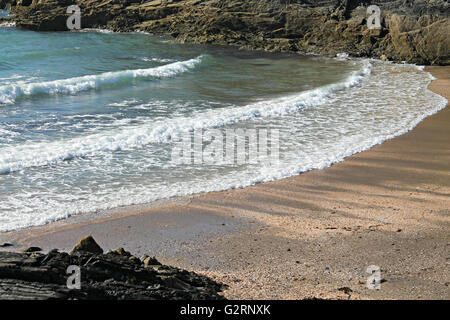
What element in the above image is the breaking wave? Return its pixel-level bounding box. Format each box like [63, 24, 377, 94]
[0, 56, 203, 104]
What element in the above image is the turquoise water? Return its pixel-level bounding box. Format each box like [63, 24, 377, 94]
[0, 15, 447, 231]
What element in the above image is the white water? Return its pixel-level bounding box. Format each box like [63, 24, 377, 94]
[0, 61, 371, 174]
[0, 25, 447, 232]
[0, 56, 202, 105]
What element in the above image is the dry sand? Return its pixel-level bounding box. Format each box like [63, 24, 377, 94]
[1, 66, 449, 300]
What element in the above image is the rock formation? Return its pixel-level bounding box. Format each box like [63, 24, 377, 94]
[0, 236, 224, 300]
[1, 1, 449, 64]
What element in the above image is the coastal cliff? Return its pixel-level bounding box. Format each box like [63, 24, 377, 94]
[1, 1, 449, 64]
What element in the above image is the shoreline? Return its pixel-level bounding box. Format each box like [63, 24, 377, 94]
[3, 1, 449, 65]
[0, 58, 442, 233]
[1, 66, 449, 299]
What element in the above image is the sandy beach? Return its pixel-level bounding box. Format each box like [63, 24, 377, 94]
[1, 66, 449, 300]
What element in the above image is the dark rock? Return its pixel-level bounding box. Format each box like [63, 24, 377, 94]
[16, 0, 32, 6]
[0, 237, 225, 300]
[338, 286, 353, 294]
[0, 243, 14, 248]
[0, 0, 14, 10]
[69, 235, 103, 255]
[108, 247, 131, 256]
[24, 247, 42, 253]
[141, 255, 162, 267]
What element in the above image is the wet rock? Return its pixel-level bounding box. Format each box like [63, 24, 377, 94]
[0, 236, 224, 300]
[69, 235, 103, 255]
[109, 247, 131, 256]
[0, 243, 14, 248]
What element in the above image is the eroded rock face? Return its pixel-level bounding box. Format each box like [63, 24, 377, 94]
[2, 0, 450, 64]
[0, 237, 224, 300]
[0, 0, 11, 9]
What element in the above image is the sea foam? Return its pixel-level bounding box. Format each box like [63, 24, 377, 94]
[0, 60, 447, 232]
[0, 61, 371, 174]
[0, 56, 202, 105]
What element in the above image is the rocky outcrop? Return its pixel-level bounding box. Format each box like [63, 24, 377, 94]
[69, 235, 103, 255]
[0, 237, 224, 300]
[2, 0, 449, 65]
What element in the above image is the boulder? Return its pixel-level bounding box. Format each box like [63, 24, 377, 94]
[69, 235, 103, 255]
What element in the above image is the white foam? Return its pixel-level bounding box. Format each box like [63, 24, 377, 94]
[336, 52, 349, 60]
[0, 61, 448, 232]
[0, 21, 15, 28]
[0, 61, 371, 174]
[140, 57, 177, 63]
[107, 99, 140, 107]
[0, 57, 203, 105]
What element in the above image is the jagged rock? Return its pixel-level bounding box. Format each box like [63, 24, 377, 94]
[0, 237, 224, 300]
[109, 247, 131, 256]
[69, 235, 103, 255]
[4, 0, 449, 64]
[142, 255, 162, 267]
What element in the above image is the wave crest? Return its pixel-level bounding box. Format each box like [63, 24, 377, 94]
[0, 56, 203, 104]
[0, 61, 372, 174]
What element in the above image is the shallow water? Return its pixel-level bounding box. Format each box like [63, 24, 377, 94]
[0, 16, 447, 231]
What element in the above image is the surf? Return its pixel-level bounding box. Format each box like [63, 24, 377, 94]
[0, 61, 372, 174]
[0, 27, 446, 233]
[0, 56, 203, 105]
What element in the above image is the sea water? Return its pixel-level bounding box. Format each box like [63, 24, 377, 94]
[0, 15, 447, 231]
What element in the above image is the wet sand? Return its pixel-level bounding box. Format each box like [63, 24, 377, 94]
[1, 66, 449, 300]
